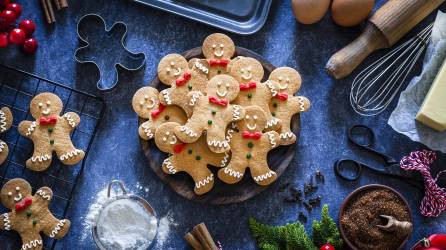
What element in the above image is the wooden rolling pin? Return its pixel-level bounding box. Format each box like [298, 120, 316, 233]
[326, 0, 445, 79]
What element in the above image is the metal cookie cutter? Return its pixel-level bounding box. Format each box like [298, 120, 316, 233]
[93, 180, 158, 249]
[75, 14, 146, 91]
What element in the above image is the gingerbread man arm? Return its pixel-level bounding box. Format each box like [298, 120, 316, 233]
[41, 215, 71, 240]
[62, 112, 81, 130]
[264, 131, 280, 150]
[159, 88, 173, 105]
[162, 155, 183, 175]
[0, 212, 14, 231]
[34, 187, 53, 205]
[18, 120, 37, 139]
[229, 104, 245, 122]
[138, 120, 155, 140]
[289, 96, 311, 114]
[187, 91, 203, 107]
[20, 231, 43, 250]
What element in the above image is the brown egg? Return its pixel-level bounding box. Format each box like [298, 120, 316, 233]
[291, 0, 330, 25]
[332, 0, 375, 27]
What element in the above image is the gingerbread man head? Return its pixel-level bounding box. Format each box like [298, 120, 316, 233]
[230, 57, 264, 84]
[202, 33, 235, 60]
[237, 106, 268, 133]
[157, 54, 190, 86]
[207, 74, 240, 103]
[1, 179, 32, 210]
[132, 87, 161, 119]
[154, 122, 182, 154]
[29, 93, 64, 120]
[267, 67, 302, 96]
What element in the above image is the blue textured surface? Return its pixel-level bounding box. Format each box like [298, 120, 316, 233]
[0, 0, 446, 249]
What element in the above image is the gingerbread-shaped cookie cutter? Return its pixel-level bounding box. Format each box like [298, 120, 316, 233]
[93, 180, 158, 249]
[75, 14, 146, 91]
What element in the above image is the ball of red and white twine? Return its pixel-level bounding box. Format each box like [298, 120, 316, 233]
[400, 150, 446, 217]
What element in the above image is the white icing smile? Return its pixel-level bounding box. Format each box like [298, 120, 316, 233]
[241, 67, 252, 80]
[173, 67, 182, 76]
[42, 109, 51, 115]
[212, 43, 225, 58]
[247, 123, 257, 131]
[278, 83, 288, 90]
[245, 114, 258, 131]
[14, 193, 22, 202]
[217, 89, 227, 97]
[169, 136, 177, 145]
[214, 50, 224, 57]
[242, 72, 252, 80]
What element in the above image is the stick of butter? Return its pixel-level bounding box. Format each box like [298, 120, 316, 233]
[416, 58, 446, 132]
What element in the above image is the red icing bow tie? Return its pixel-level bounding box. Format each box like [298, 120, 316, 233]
[39, 116, 58, 125]
[209, 96, 228, 107]
[173, 143, 187, 154]
[15, 197, 33, 212]
[240, 82, 257, 91]
[209, 59, 229, 67]
[175, 71, 192, 87]
[242, 131, 262, 140]
[151, 104, 166, 119]
[274, 93, 288, 101]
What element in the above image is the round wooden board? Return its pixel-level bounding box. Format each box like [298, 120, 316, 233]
[140, 47, 301, 205]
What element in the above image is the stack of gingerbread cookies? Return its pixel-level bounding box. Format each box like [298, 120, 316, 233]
[132, 33, 310, 195]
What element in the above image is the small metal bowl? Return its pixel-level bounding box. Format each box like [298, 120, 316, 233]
[93, 180, 158, 250]
[339, 184, 413, 250]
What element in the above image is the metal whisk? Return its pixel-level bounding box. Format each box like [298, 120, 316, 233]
[350, 23, 434, 116]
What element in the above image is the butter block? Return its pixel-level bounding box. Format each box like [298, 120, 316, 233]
[416, 58, 446, 132]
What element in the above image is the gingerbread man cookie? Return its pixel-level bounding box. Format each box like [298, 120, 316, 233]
[0, 178, 71, 250]
[0, 107, 13, 165]
[267, 67, 310, 145]
[200, 33, 236, 79]
[18, 93, 85, 171]
[229, 57, 281, 130]
[174, 74, 245, 153]
[155, 122, 224, 195]
[132, 87, 187, 140]
[218, 106, 280, 185]
[157, 54, 209, 117]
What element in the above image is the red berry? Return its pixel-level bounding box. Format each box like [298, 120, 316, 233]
[0, 10, 16, 26]
[320, 243, 335, 250]
[19, 20, 36, 37]
[0, 32, 8, 47]
[22, 38, 38, 54]
[0, 0, 10, 9]
[9, 28, 25, 44]
[6, 3, 21, 18]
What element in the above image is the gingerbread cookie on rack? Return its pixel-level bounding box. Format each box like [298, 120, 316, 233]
[267, 67, 310, 145]
[133, 86, 187, 140]
[0, 178, 71, 250]
[155, 122, 224, 195]
[174, 74, 245, 153]
[229, 57, 281, 130]
[218, 106, 280, 185]
[18, 93, 85, 171]
[158, 54, 209, 117]
[0, 107, 13, 165]
[200, 33, 236, 79]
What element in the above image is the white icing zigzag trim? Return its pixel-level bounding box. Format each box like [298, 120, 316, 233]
[31, 154, 51, 163]
[195, 174, 213, 189]
[22, 240, 43, 250]
[0, 141, 6, 153]
[36, 189, 51, 201]
[141, 123, 153, 139]
[208, 140, 229, 149]
[195, 61, 209, 74]
[179, 126, 198, 138]
[162, 91, 172, 105]
[60, 149, 82, 161]
[223, 168, 243, 178]
[26, 122, 37, 136]
[189, 92, 202, 106]
[49, 219, 67, 238]
[220, 128, 235, 167]
[2, 213, 11, 230]
[266, 118, 280, 128]
[297, 96, 306, 112]
[163, 158, 177, 174]
[232, 105, 241, 120]
[266, 81, 277, 96]
[253, 171, 276, 182]
[280, 132, 294, 140]
[0, 110, 7, 132]
[62, 114, 75, 128]
[268, 133, 277, 148]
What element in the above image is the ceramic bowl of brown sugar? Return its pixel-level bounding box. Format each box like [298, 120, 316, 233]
[339, 184, 413, 250]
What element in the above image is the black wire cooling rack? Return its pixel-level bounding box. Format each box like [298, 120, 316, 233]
[0, 64, 105, 249]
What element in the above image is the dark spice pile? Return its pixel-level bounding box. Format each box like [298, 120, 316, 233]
[340, 188, 411, 250]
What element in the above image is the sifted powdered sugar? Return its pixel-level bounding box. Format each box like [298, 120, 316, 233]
[96, 199, 158, 250]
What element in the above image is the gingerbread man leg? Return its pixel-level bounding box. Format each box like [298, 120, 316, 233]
[20, 233, 43, 250]
[0, 140, 9, 165]
[26, 142, 53, 171]
[42, 214, 71, 239]
[54, 136, 85, 165]
[251, 163, 277, 186]
[207, 126, 230, 153]
[175, 117, 204, 143]
[139, 120, 155, 140]
[189, 167, 215, 195]
[218, 160, 247, 184]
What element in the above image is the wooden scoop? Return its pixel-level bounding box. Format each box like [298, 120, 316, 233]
[326, 0, 445, 79]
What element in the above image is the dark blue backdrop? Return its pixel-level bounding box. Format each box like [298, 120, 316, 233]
[0, 0, 445, 249]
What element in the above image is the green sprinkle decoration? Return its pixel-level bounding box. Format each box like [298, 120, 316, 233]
[246, 153, 252, 159]
[188, 84, 193, 90]
[273, 103, 278, 108]
[248, 142, 254, 148]
[196, 156, 201, 161]
[164, 115, 170, 121]
[49, 140, 54, 145]
[33, 220, 37, 226]
[211, 110, 216, 115]
[218, 70, 222, 74]
[188, 149, 193, 154]
[208, 120, 213, 125]
[26, 211, 32, 217]
[247, 93, 253, 99]
[272, 112, 276, 117]
[48, 128, 53, 133]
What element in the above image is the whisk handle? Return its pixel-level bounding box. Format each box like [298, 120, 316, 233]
[326, 24, 388, 80]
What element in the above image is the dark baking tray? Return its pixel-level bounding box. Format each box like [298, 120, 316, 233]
[132, 0, 272, 35]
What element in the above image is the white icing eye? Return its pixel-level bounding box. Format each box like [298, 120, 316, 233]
[253, 115, 258, 120]
[241, 68, 245, 73]
[220, 44, 224, 48]
[46, 101, 51, 105]
[7, 192, 12, 196]
[246, 115, 250, 119]
[248, 68, 252, 73]
[226, 83, 230, 87]
[212, 44, 216, 48]
[144, 95, 149, 100]
[286, 78, 290, 83]
[38, 102, 43, 108]
[15, 187, 20, 191]
[278, 76, 283, 81]
[217, 81, 222, 86]
[139, 101, 144, 106]
[170, 62, 175, 66]
[166, 67, 171, 73]
[162, 137, 167, 142]
[166, 132, 170, 135]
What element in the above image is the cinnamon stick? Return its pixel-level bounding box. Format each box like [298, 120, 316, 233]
[185, 233, 203, 250]
[193, 223, 219, 250]
[41, 0, 56, 24]
[53, 0, 68, 10]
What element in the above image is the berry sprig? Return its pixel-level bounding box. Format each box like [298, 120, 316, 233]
[0, 0, 38, 54]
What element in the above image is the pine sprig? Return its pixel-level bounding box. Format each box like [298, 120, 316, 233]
[312, 205, 343, 249]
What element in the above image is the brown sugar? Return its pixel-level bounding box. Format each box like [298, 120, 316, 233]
[340, 188, 411, 250]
